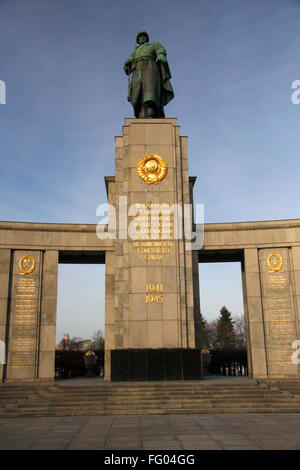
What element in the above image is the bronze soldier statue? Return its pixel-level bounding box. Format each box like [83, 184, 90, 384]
[124, 30, 174, 118]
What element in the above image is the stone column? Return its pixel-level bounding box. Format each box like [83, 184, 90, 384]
[241, 260, 252, 377]
[291, 246, 300, 325]
[189, 177, 202, 351]
[104, 250, 115, 381]
[244, 248, 268, 378]
[291, 246, 300, 376]
[38, 250, 58, 381]
[0, 249, 11, 382]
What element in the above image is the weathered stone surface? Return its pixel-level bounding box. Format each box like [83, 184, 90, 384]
[0, 118, 300, 382]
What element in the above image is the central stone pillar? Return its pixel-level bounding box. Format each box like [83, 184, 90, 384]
[106, 119, 202, 381]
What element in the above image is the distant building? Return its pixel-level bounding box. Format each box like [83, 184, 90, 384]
[56, 336, 93, 351]
[70, 339, 92, 351]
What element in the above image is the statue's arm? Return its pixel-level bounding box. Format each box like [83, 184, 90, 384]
[124, 55, 134, 75]
[153, 42, 167, 63]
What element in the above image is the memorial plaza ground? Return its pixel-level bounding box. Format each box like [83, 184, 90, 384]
[1, 412, 300, 450]
[1, 377, 300, 450]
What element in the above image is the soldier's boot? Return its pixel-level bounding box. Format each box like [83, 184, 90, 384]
[145, 101, 156, 118]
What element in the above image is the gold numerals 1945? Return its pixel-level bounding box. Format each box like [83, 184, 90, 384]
[145, 284, 163, 303]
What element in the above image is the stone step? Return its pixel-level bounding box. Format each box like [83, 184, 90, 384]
[2, 394, 288, 407]
[0, 387, 270, 394]
[7, 389, 282, 397]
[0, 384, 260, 397]
[0, 388, 261, 397]
[0, 403, 295, 414]
[274, 386, 300, 392]
[3, 397, 300, 408]
[5, 406, 300, 418]
[1, 381, 256, 386]
[7, 392, 296, 405]
[260, 382, 300, 398]
[9, 397, 300, 410]
[53, 384, 259, 391]
[1, 381, 300, 418]
[1, 405, 300, 419]
[0, 393, 41, 400]
[58, 386, 272, 392]
[1, 389, 271, 399]
[53, 384, 264, 391]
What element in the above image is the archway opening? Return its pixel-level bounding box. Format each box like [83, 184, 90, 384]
[55, 251, 105, 382]
[198, 251, 250, 379]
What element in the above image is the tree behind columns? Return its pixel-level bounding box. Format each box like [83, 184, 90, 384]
[215, 306, 236, 350]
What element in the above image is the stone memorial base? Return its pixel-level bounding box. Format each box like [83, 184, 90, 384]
[111, 348, 202, 381]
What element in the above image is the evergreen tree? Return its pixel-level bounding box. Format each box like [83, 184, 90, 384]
[215, 306, 237, 350]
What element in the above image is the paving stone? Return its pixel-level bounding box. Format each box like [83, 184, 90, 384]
[66, 438, 106, 450]
[142, 434, 177, 441]
[66, 443, 105, 450]
[143, 441, 183, 450]
[246, 434, 293, 450]
[209, 433, 255, 443]
[222, 445, 261, 450]
[105, 438, 141, 449]
[176, 433, 211, 440]
[181, 442, 222, 450]
[0, 439, 35, 450]
[28, 439, 70, 450]
[1, 413, 300, 449]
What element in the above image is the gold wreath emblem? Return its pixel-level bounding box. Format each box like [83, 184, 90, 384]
[137, 154, 168, 184]
[267, 252, 283, 272]
[19, 255, 35, 275]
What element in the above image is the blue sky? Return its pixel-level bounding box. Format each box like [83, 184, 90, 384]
[1, 0, 299, 340]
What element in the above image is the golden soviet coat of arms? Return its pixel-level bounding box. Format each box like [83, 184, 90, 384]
[267, 252, 283, 272]
[19, 255, 36, 275]
[137, 154, 168, 184]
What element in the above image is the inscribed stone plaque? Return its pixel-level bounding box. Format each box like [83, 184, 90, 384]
[6, 251, 42, 379]
[259, 248, 297, 375]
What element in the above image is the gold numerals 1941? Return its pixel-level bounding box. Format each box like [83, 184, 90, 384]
[146, 284, 163, 292]
[145, 284, 163, 304]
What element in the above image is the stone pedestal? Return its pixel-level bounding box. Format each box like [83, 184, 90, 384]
[105, 119, 202, 380]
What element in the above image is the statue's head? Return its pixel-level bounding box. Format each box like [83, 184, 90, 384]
[136, 30, 149, 44]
